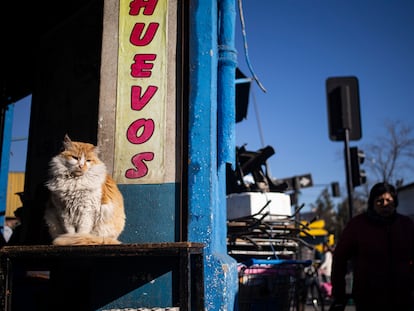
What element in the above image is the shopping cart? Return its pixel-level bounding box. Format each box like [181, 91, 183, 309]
[238, 258, 312, 311]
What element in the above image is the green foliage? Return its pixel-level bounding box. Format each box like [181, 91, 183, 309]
[309, 188, 337, 235]
[308, 187, 367, 242]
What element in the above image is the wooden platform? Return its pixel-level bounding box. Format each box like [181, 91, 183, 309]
[0, 242, 204, 311]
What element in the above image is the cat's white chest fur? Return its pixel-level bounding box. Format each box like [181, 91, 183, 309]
[48, 172, 105, 234]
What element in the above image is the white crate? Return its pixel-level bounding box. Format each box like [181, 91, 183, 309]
[227, 192, 291, 220]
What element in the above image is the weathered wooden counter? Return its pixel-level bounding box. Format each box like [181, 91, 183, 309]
[0, 242, 204, 311]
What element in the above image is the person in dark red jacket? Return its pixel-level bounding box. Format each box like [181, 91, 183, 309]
[330, 182, 414, 311]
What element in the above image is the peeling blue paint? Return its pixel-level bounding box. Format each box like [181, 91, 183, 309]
[188, 0, 238, 310]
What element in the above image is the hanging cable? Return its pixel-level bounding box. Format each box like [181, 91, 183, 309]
[251, 88, 266, 147]
[237, 0, 267, 93]
[237, 0, 272, 178]
[252, 87, 274, 178]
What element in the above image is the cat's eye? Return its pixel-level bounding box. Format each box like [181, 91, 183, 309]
[72, 156, 79, 160]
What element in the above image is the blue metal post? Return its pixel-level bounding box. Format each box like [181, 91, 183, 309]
[0, 104, 14, 231]
[218, 0, 237, 167]
[188, 0, 238, 310]
[218, 0, 237, 251]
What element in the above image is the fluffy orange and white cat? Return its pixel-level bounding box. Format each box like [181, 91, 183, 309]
[44, 134, 125, 245]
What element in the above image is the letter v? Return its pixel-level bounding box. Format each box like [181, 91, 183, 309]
[131, 85, 158, 110]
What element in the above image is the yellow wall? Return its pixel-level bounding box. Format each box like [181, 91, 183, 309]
[6, 172, 25, 217]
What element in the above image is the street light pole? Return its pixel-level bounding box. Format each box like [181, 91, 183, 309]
[344, 128, 354, 220]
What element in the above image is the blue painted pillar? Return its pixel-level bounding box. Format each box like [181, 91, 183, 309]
[218, 0, 236, 167]
[0, 104, 14, 230]
[187, 0, 238, 310]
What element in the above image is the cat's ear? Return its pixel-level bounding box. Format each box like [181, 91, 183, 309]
[63, 134, 73, 150]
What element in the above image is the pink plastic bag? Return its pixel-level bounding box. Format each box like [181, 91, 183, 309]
[321, 282, 332, 297]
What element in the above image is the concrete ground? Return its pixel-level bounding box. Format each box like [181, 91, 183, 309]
[304, 304, 355, 310]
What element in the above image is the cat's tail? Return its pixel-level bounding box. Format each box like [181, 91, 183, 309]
[52, 233, 121, 245]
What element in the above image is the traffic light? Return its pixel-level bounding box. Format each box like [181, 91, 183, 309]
[326, 77, 362, 141]
[331, 182, 341, 197]
[350, 147, 366, 187]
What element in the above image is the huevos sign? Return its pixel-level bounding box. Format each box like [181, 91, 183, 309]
[115, 0, 167, 184]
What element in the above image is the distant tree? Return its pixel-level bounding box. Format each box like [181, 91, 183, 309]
[335, 200, 349, 240]
[364, 120, 414, 186]
[310, 188, 337, 234]
[313, 121, 413, 243]
[327, 195, 367, 242]
[305, 120, 413, 243]
[309, 187, 368, 243]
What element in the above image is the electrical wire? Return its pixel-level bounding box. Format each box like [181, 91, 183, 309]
[251, 74, 273, 177]
[237, 0, 267, 93]
[237, 0, 273, 178]
[251, 88, 266, 147]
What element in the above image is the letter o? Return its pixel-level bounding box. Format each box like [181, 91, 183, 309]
[127, 118, 155, 144]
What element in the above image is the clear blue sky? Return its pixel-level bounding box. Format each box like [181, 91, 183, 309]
[8, 1, 414, 210]
[234, 0, 414, 208]
[8, 95, 31, 173]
